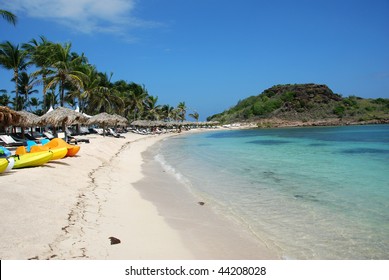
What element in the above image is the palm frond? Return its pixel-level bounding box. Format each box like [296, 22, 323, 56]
[0, 10, 17, 25]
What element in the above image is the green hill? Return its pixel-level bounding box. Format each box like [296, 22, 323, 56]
[207, 83, 389, 127]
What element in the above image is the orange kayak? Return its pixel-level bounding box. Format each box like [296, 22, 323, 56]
[44, 138, 80, 157]
[16, 137, 80, 158]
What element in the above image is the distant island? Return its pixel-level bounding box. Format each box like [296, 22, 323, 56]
[207, 83, 389, 127]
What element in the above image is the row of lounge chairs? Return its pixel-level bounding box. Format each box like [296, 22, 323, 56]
[0, 125, 126, 148]
[0, 132, 61, 147]
[89, 128, 125, 138]
[0, 135, 26, 147]
[129, 127, 178, 135]
[0, 130, 85, 147]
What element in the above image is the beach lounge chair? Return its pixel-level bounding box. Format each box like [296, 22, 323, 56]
[31, 131, 44, 139]
[9, 134, 29, 145]
[108, 128, 124, 138]
[0, 135, 24, 146]
[43, 131, 55, 140]
[92, 128, 104, 135]
[65, 128, 90, 144]
[79, 126, 90, 135]
[24, 133, 38, 141]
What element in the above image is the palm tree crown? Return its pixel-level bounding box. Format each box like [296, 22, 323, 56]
[0, 41, 28, 110]
[0, 10, 17, 26]
[44, 43, 86, 107]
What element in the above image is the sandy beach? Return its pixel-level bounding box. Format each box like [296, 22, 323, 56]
[0, 130, 278, 260]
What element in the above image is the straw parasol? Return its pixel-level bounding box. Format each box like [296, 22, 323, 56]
[87, 112, 119, 136]
[14, 111, 41, 138]
[0, 106, 22, 127]
[16, 111, 40, 127]
[38, 107, 88, 139]
[39, 107, 88, 127]
[112, 114, 128, 126]
[131, 120, 159, 127]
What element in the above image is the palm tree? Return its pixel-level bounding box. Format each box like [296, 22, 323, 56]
[176, 101, 187, 121]
[11, 96, 25, 111]
[161, 104, 175, 121]
[0, 10, 17, 26]
[189, 111, 200, 122]
[17, 72, 38, 110]
[145, 95, 161, 120]
[79, 70, 125, 115]
[87, 87, 123, 114]
[44, 43, 86, 107]
[29, 97, 42, 114]
[73, 65, 110, 113]
[0, 90, 10, 106]
[122, 83, 149, 120]
[23, 36, 53, 108]
[0, 41, 28, 110]
[44, 90, 59, 109]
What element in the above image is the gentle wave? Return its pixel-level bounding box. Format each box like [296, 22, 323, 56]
[153, 125, 389, 259]
[154, 153, 190, 186]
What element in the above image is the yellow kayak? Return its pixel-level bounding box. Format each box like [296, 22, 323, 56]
[0, 158, 8, 173]
[13, 151, 53, 169]
[30, 146, 68, 160]
[16, 146, 68, 161]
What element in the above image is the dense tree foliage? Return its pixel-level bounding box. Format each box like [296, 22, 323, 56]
[208, 84, 389, 124]
[0, 10, 195, 121]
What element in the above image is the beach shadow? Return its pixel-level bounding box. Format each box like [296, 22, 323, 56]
[47, 161, 71, 166]
[0, 171, 17, 177]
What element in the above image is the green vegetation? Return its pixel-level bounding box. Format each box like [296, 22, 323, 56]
[208, 84, 389, 125]
[0, 9, 193, 121]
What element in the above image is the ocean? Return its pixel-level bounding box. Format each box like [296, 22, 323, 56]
[149, 125, 389, 259]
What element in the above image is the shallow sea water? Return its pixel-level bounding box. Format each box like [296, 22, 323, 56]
[150, 125, 389, 259]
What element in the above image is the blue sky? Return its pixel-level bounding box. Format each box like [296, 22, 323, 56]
[1, 0, 388, 120]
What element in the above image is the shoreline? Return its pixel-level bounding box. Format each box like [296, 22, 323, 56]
[1, 128, 278, 259]
[227, 118, 389, 129]
[135, 138, 279, 259]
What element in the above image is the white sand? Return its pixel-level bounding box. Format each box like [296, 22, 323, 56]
[0, 130, 278, 259]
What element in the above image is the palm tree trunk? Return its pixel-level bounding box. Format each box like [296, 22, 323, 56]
[60, 81, 65, 107]
[42, 72, 47, 110]
[14, 68, 18, 110]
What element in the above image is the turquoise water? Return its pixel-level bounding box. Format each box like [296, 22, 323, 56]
[151, 125, 389, 259]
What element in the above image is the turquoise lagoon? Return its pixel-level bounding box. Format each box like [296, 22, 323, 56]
[150, 125, 389, 259]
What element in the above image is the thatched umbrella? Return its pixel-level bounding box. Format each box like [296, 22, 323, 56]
[16, 111, 40, 127]
[87, 112, 118, 136]
[38, 107, 88, 139]
[131, 120, 160, 127]
[0, 106, 22, 127]
[112, 114, 128, 126]
[15, 111, 41, 138]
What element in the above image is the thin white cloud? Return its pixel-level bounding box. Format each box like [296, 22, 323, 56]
[3, 0, 157, 36]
